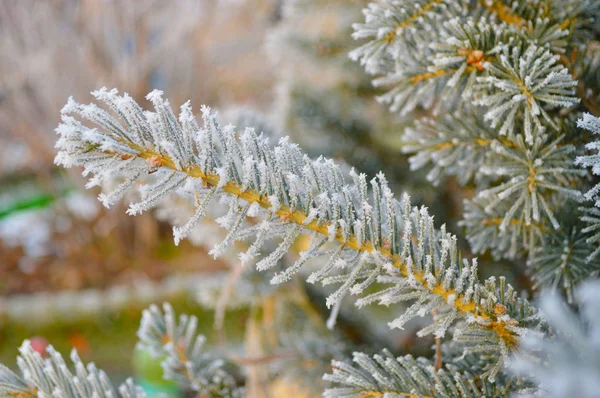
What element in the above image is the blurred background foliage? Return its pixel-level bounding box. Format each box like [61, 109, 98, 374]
[0, 0, 529, 396]
[0, 0, 276, 394]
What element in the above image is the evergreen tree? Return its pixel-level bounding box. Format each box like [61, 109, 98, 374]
[2, 0, 600, 396]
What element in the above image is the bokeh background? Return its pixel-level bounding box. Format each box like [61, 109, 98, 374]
[0, 1, 524, 396]
[0, 0, 280, 394]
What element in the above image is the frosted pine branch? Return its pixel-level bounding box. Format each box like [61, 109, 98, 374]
[575, 113, 600, 205]
[527, 208, 600, 303]
[460, 195, 544, 260]
[137, 303, 242, 397]
[580, 206, 600, 261]
[349, 0, 456, 75]
[352, 0, 595, 281]
[574, 113, 600, 262]
[458, 132, 585, 265]
[0, 340, 146, 398]
[476, 44, 579, 143]
[477, 135, 584, 231]
[54, 88, 543, 377]
[351, 2, 580, 138]
[350, 1, 476, 115]
[323, 349, 509, 398]
[402, 111, 499, 186]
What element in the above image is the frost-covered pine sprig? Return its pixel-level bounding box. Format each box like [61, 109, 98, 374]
[580, 206, 600, 261]
[575, 113, 600, 206]
[0, 340, 146, 398]
[137, 303, 242, 397]
[350, 1, 484, 115]
[349, 0, 460, 75]
[460, 195, 545, 260]
[458, 133, 585, 264]
[54, 88, 543, 377]
[351, 3, 582, 138]
[543, 0, 600, 46]
[401, 111, 499, 186]
[527, 208, 600, 303]
[350, 1, 600, 306]
[429, 17, 508, 95]
[323, 349, 511, 398]
[510, 279, 600, 398]
[476, 135, 584, 232]
[476, 43, 579, 143]
[574, 113, 600, 263]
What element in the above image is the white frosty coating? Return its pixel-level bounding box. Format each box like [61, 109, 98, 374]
[126, 172, 188, 216]
[326, 295, 343, 331]
[580, 206, 600, 261]
[238, 219, 272, 266]
[256, 225, 301, 271]
[53, 88, 541, 380]
[476, 135, 584, 232]
[457, 130, 587, 263]
[447, 293, 456, 306]
[209, 203, 250, 259]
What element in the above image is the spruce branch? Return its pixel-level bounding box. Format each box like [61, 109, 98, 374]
[351, 2, 580, 136]
[574, 45, 600, 117]
[0, 341, 145, 398]
[471, 0, 599, 117]
[402, 111, 500, 186]
[480, 0, 600, 47]
[54, 89, 543, 378]
[576, 113, 600, 261]
[575, 113, 600, 206]
[137, 303, 242, 397]
[527, 211, 600, 303]
[350, 0, 595, 282]
[455, 131, 585, 262]
[475, 43, 579, 143]
[349, 0, 453, 75]
[476, 135, 584, 231]
[323, 349, 511, 398]
[350, 2, 486, 115]
[580, 206, 600, 261]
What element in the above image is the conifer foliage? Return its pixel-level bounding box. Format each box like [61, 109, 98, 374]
[0, 340, 146, 398]
[137, 303, 242, 397]
[1, 0, 600, 397]
[351, 0, 600, 298]
[50, 87, 544, 380]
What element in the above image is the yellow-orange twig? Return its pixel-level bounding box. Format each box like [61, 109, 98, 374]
[479, 0, 527, 28]
[384, 0, 444, 43]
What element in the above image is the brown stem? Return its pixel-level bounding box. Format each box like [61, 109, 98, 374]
[433, 309, 443, 371]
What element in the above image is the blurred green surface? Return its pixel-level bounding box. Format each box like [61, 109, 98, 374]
[0, 291, 248, 393]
